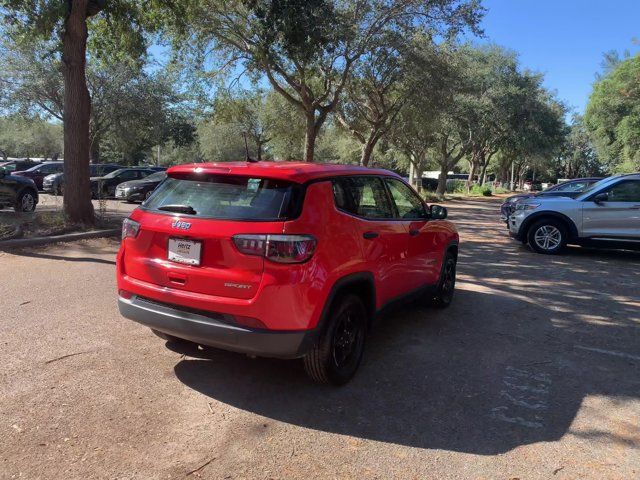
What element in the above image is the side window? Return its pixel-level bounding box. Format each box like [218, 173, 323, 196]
[558, 181, 588, 192]
[384, 178, 427, 219]
[118, 170, 138, 182]
[332, 177, 394, 219]
[100, 166, 119, 175]
[605, 180, 640, 202]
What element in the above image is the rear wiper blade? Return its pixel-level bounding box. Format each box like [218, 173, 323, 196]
[158, 204, 197, 215]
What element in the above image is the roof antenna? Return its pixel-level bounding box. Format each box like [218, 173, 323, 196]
[243, 132, 258, 163]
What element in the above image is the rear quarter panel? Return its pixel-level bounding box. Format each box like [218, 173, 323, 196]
[280, 180, 365, 329]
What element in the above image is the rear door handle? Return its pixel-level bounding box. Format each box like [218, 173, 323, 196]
[363, 231, 379, 240]
[409, 229, 420, 236]
[631, 205, 640, 210]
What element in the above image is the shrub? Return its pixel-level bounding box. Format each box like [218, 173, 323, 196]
[470, 184, 493, 196]
[422, 192, 444, 203]
[446, 179, 467, 193]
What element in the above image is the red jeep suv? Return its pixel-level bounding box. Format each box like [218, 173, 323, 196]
[117, 162, 459, 384]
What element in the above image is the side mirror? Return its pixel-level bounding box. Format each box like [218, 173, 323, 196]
[0, 167, 6, 178]
[593, 192, 608, 204]
[430, 204, 448, 220]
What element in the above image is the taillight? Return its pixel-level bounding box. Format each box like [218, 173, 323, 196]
[122, 218, 140, 240]
[233, 234, 317, 264]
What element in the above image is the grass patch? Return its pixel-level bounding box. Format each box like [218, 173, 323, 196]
[421, 191, 446, 203]
[0, 210, 120, 241]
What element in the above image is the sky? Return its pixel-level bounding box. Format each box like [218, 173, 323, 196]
[478, 0, 640, 116]
[147, 0, 640, 117]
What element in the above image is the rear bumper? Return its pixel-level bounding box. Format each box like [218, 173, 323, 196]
[118, 295, 316, 359]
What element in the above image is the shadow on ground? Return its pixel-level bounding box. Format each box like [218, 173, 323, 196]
[167, 198, 639, 454]
[7, 239, 118, 265]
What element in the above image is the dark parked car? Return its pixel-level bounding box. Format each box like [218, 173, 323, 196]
[500, 178, 603, 222]
[115, 171, 166, 202]
[420, 178, 440, 191]
[0, 159, 41, 174]
[43, 163, 120, 195]
[91, 168, 156, 198]
[0, 167, 39, 212]
[12, 162, 64, 190]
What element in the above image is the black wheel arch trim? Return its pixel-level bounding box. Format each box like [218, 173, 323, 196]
[445, 241, 459, 259]
[316, 272, 376, 335]
[519, 212, 578, 241]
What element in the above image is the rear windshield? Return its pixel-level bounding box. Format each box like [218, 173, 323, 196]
[144, 175, 296, 220]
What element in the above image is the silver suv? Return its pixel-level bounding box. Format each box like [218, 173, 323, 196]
[509, 174, 640, 254]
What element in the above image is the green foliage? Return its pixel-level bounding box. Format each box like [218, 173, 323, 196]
[263, 92, 305, 160]
[0, 116, 62, 158]
[0, 0, 153, 60]
[444, 180, 492, 196]
[174, 0, 484, 160]
[446, 180, 467, 193]
[249, 0, 343, 65]
[197, 121, 246, 161]
[470, 184, 493, 196]
[212, 89, 276, 160]
[556, 115, 604, 178]
[585, 54, 640, 172]
[0, 34, 196, 165]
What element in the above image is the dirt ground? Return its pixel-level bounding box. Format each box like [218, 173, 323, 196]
[1, 197, 639, 479]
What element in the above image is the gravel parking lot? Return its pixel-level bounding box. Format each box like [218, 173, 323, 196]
[1, 197, 638, 479]
[36, 194, 138, 218]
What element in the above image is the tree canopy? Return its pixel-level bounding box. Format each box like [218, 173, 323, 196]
[170, 0, 484, 162]
[585, 54, 640, 172]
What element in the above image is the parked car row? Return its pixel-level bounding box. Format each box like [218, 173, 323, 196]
[0, 161, 167, 213]
[11, 161, 64, 190]
[43, 163, 121, 195]
[504, 174, 640, 254]
[115, 171, 167, 202]
[500, 177, 603, 221]
[89, 167, 160, 199]
[0, 158, 42, 173]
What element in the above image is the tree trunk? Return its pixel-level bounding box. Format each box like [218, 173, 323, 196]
[360, 131, 378, 167]
[466, 159, 477, 193]
[303, 112, 316, 162]
[90, 135, 100, 163]
[467, 160, 476, 185]
[436, 162, 448, 196]
[480, 161, 489, 185]
[62, 0, 94, 225]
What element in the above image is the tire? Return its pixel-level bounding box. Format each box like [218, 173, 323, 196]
[527, 219, 567, 255]
[14, 190, 37, 213]
[430, 252, 457, 307]
[303, 294, 367, 385]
